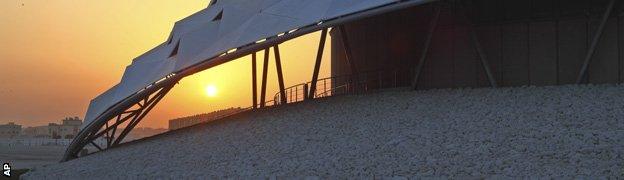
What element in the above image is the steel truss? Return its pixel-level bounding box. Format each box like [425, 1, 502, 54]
[62, 84, 175, 161]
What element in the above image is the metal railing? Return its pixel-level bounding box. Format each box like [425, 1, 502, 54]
[272, 68, 408, 106]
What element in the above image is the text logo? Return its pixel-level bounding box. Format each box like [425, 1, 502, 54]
[2, 163, 10, 177]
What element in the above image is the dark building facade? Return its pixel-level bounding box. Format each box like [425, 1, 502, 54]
[332, 0, 624, 89]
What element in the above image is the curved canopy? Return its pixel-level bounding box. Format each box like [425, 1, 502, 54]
[83, 0, 431, 127]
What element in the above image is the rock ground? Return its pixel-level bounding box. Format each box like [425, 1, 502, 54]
[0, 145, 66, 169]
[23, 85, 624, 179]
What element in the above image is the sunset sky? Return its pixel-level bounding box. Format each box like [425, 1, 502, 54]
[0, 0, 331, 128]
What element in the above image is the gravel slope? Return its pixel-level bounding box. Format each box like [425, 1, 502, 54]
[23, 85, 624, 178]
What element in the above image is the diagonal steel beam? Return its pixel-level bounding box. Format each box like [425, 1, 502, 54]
[252, 52, 258, 109]
[91, 142, 103, 151]
[84, 85, 170, 147]
[108, 115, 122, 147]
[260, 48, 270, 107]
[412, 6, 441, 90]
[576, 0, 617, 84]
[113, 85, 173, 146]
[105, 121, 110, 147]
[85, 111, 139, 145]
[458, 2, 498, 87]
[339, 25, 359, 92]
[309, 28, 328, 99]
[274, 45, 287, 104]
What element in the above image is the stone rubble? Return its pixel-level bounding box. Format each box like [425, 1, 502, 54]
[23, 85, 624, 179]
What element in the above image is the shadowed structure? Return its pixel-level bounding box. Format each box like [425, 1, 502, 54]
[65, 0, 623, 163]
[332, 0, 623, 89]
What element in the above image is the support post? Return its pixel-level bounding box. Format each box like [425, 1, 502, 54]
[108, 115, 120, 147]
[105, 121, 110, 147]
[84, 112, 138, 145]
[303, 84, 309, 100]
[309, 28, 328, 99]
[411, 6, 441, 90]
[274, 45, 287, 104]
[113, 85, 173, 146]
[470, 26, 498, 87]
[459, 2, 498, 87]
[339, 25, 359, 93]
[251, 52, 258, 109]
[91, 142, 103, 151]
[576, 0, 616, 84]
[260, 48, 270, 107]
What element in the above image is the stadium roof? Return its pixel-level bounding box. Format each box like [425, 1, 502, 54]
[83, 0, 434, 127]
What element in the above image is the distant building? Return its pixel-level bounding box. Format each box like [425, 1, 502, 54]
[23, 117, 83, 139]
[169, 107, 245, 130]
[0, 122, 22, 138]
[22, 126, 50, 138]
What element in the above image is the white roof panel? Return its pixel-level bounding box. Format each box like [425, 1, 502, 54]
[263, 0, 333, 24]
[83, 85, 118, 128]
[170, 5, 224, 42]
[234, 12, 302, 46]
[216, 4, 259, 37]
[174, 21, 221, 71]
[132, 43, 175, 63]
[113, 58, 175, 104]
[184, 21, 249, 69]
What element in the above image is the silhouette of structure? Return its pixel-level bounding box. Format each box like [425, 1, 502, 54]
[64, 0, 623, 161]
[332, 0, 624, 89]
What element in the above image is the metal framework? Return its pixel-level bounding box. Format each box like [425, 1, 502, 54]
[411, 1, 500, 89]
[412, 5, 441, 89]
[576, 0, 617, 84]
[459, 1, 497, 88]
[62, 0, 440, 162]
[274, 45, 288, 104]
[260, 48, 270, 108]
[63, 84, 174, 160]
[308, 28, 328, 99]
[339, 25, 359, 92]
[251, 52, 258, 109]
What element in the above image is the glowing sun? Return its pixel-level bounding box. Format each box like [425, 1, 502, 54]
[205, 85, 218, 97]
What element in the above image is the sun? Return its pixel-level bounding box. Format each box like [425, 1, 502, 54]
[205, 85, 218, 97]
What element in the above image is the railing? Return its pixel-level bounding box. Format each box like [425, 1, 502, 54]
[272, 68, 408, 106]
[166, 68, 408, 134]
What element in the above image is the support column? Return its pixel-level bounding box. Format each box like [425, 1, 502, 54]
[274, 45, 287, 104]
[339, 26, 358, 92]
[251, 53, 258, 109]
[459, 3, 498, 88]
[576, 0, 616, 84]
[260, 49, 270, 107]
[113, 85, 174, 146]
[308, 28, 328, 99]
[411, 6, 441, 90]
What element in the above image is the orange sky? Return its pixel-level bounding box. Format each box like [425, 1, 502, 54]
[0, 0, 331, 128]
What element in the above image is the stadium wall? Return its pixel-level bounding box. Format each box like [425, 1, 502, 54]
[331, 0, 624, 89]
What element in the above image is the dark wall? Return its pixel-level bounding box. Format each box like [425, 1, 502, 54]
[331, 0, 624, 90]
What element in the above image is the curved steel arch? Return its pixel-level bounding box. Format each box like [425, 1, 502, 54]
[62, 0, 436, 162]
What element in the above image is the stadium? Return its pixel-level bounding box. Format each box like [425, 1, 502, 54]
[23, 0, 624, 178]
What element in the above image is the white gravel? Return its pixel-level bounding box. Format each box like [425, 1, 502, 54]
[23, 85, 624, 179]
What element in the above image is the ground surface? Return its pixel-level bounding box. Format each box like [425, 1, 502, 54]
[23, 85, 624, 179]
[0, 145, 65, 169]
